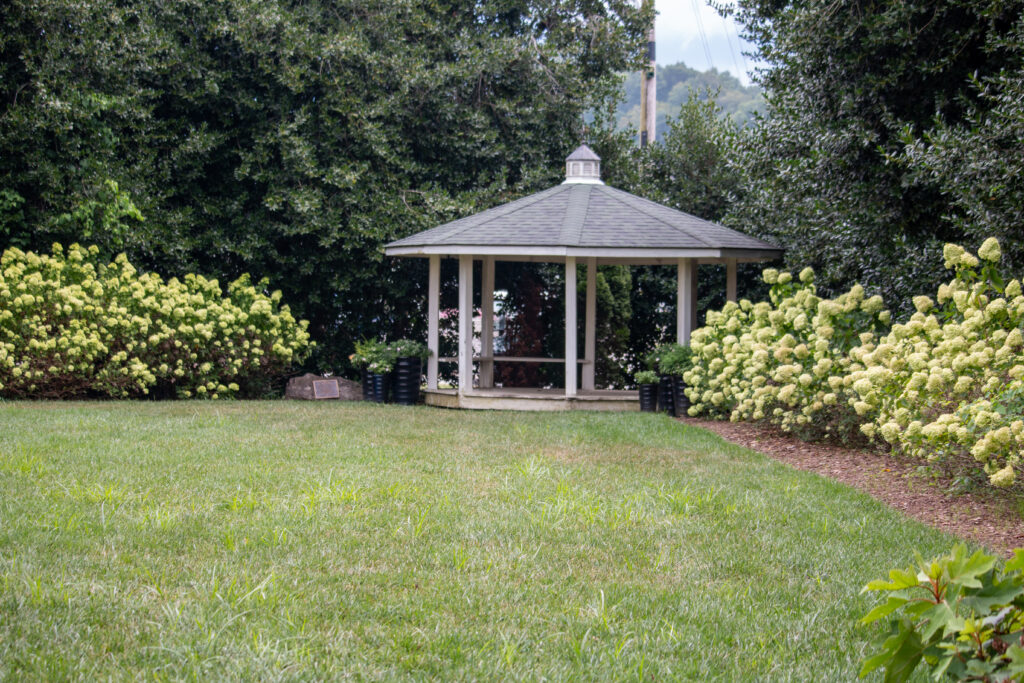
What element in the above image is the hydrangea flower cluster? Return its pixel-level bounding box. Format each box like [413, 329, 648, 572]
[848, 238, 1024, 487]
[683, 266, 891, 440]
[0, 244, 311, 399]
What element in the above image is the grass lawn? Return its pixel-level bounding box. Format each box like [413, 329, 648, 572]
[0, 401, 963, 680]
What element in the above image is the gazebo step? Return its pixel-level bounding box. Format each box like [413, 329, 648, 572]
[423, 388, 639, 412]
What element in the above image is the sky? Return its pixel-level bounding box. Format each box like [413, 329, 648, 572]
[654, 0, 761, 86]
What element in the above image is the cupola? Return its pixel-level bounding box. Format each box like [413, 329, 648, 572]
[563, 144, 603, 184]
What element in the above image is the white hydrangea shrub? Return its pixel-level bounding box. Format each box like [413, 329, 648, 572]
[0, 244, 311, 399]
[684, 266, 890, 440]
[848, 238, 1024, 487]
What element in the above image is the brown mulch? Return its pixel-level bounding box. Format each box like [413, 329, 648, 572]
[681, 417, 1024, 557]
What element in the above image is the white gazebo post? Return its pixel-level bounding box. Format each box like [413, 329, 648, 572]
[427, 255, 440, 390]
[480, 256, 495, 388]
[726, 258, 737, 303]
[582, 256, 597, 391]
[565, 256, 578, 397]
[458, 255, 474, 395]
[678, 258, 698, 344]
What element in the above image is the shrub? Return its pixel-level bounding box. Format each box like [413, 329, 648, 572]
[0, 243, 311, 399]
[684, 266, 890, 440]
[848, 238, 1024, 487]
[860, 544, 1024, 682]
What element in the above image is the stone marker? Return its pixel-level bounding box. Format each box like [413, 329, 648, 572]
[285, 373, 362, 401]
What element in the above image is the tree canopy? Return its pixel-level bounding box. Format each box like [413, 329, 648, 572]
[722, 0, 1024, 314]
[6, 0, 1024, 384]
[0, 0, 651, 370]
[616, 62, 765, 135]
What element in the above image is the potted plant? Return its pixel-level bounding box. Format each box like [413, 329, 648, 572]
[366, 354, 394, 403]
[646, 345, 676, 415]
[387, 339, 430, 406]
[635, 370, 658, 412]
[350, 339, 379, 401]
[659, 344, 693, 417]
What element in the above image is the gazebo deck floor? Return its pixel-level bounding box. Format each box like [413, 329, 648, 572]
[423, 387, 639, 412]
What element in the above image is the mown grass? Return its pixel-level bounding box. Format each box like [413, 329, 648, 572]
[0, 401, 963, 680]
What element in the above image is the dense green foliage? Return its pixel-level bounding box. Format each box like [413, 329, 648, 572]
[588, 264, 634, 389]
[616, 62, 765, 134]
[657, 344, 692, 377]
[0, 0, 651, 372]
[0, 401, 961, 678]
[0, 244, 310, 399]
[724, 0, 1024, 314]
[861, 545, 1024, 682]
[897, 25, 1024, 256]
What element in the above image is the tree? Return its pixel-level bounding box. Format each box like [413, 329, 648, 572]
[616, 62, 766, 135]
[606, 93, 763, 369]
[723, 0, 1024, 315]
[1, 0, 652, 371]
[896, 20, 1024, 279]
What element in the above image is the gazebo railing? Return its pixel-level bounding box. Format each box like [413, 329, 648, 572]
[438, 356, 592, 364]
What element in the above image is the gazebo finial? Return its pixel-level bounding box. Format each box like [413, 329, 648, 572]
[564, 144, 603, 185]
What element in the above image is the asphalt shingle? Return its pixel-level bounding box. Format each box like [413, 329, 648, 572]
[386, 183, 780, 254]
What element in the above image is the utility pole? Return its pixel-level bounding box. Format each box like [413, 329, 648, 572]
[639, 0, 656, 148]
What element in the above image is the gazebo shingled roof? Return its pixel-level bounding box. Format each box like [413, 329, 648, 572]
[383, 144, 782, 409]
[386, 182, 781, 259]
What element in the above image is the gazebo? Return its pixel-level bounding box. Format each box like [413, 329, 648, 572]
[385, 145, 782, 410]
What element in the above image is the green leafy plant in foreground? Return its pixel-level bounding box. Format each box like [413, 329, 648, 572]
[861, 544, 1024, 682]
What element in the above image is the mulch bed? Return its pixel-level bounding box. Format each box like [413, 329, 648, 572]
[681, 417, 1024, 557]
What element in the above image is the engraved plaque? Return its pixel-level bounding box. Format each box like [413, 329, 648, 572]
[312, 379, 340, 399]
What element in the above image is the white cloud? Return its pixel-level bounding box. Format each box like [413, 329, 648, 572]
[653, 0, 763, 85]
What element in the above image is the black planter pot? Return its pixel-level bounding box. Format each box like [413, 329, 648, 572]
[361, 369, 373, 401]
[370, 372, 391, 403]
[672, 375, 690, 417]
[657, 374, 675, 414]
[392, 356, 422, 406]
[638, 384, 657, 412]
